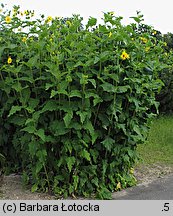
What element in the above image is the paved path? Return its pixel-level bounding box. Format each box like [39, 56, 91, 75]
[112, 174, 173, 200]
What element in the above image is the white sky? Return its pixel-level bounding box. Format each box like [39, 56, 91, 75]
[1, 0, 173, 33]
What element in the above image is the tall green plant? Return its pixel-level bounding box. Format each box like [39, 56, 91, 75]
[0, 5, 167, 199]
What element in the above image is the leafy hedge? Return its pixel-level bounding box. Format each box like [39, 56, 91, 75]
[0, 5, 167, 198]
[155, 33, 173, 113]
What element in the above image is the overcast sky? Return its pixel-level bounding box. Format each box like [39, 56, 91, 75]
[1, 0, 173, 33]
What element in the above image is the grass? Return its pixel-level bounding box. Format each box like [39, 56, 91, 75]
[137, 115, 173, 166]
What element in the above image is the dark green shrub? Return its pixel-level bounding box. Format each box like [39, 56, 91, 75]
[0, 6, 167, 198]
[155, 33, 173, 113]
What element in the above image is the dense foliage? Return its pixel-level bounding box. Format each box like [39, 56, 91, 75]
[155, 33, 173, 113]
[0, 5, 168, 198]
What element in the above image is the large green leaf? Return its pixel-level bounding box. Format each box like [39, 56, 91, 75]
[101, 137, 115, 151]
[66, 156, 76, 172]
[69, 90, 82, 98]
[34, 129, 45, 142]
[101, 82, 116, 93]
[8, 105, 23, 117]
[41, 100, 59, 112]
[85, 121, 98, 144]
[80, 149, 91, 161]
[86, 17, 97, 28]
[63, 111, 73, 127]
[21, 125, 35, 133]
[117, 85, 131, 93]
[76, 111, 88, 124]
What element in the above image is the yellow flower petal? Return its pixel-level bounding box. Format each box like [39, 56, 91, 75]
[116, 182, 121, 190]
[120, 50, 130, 60]
[108, 32, 112, 37]
[7, 57, 12, 64]
[145, 47, 150, 52]
[22, 37, 27, 43]
[66, 20, 72, 26]
[130, 168, 134, 174]
[46, 16, 53, 23]
[140, 37, 148, 43]
[5, 16, 11, 24]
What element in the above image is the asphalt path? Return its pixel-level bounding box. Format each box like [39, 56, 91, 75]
[112, 174, 173, 200]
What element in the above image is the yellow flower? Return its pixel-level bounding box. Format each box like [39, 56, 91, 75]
[153, 31, 157, 35]
[5, 16, 11, 24]
[55, 16, 61, 19]
[66, 20, 72, 26]
[116, 182, 121, 190]
[109, 11, 115, 16]
[120, 50, 130, 60]
[22, 37, 27, 43]
[7, 57, 12, 64]
[130, 168, 134, 174]
[145, 47, 150, 52]
[140, 37, 148, 43]
[12, 9, 17, 15]
[108, 32, 112, 37]
[24, 10, 29, 15]
[46, 16, 53, 23]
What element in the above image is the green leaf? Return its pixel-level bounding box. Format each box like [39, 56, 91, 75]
[76, 111, 88, 124]
[85, 121, 98, 144]
[50, 120, 69, 136]
[133, 125, 142, 137]
[34, 129, 45, 141]
[28, 98, 39, 110]
[101, 137, 115, 151]
[66, 156, 76, 172]
[101, 82, 116, 93]
[20, 88, 31, 105]
[69, 90, 82, 98]
[94, 56, 100, 64]
[91, 177, 99, 187]
[26, 55, 39, 67]
[117, 85, 131, 93]
[31, 184, 38, 193]
[97, 187, 112, 200]
[73, 175, 79, 190]
[36, 149, 47, 162]
[35, 161, 44, 173]
[8, 105, 22, 117]
[29, 141, 38, 157]
[9, 116, 26, 126]
[41, 100, 58, 112]
[45, 83, 54, 90]
[50, 89, 68, 98]
[63, 111, 73, 127]
[50, 90, 58, 98]
[86, 17, 97, 28]
[80, 149, 91, 161]
[88, 79, 96, 88]
[93, 97, 103, 106]
[21, 126, 35, 133]
[90, 149, 99, 163]
[12, 82, 23, 92]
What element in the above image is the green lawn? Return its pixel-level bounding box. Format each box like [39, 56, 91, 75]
[137, 115, 173, 165]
